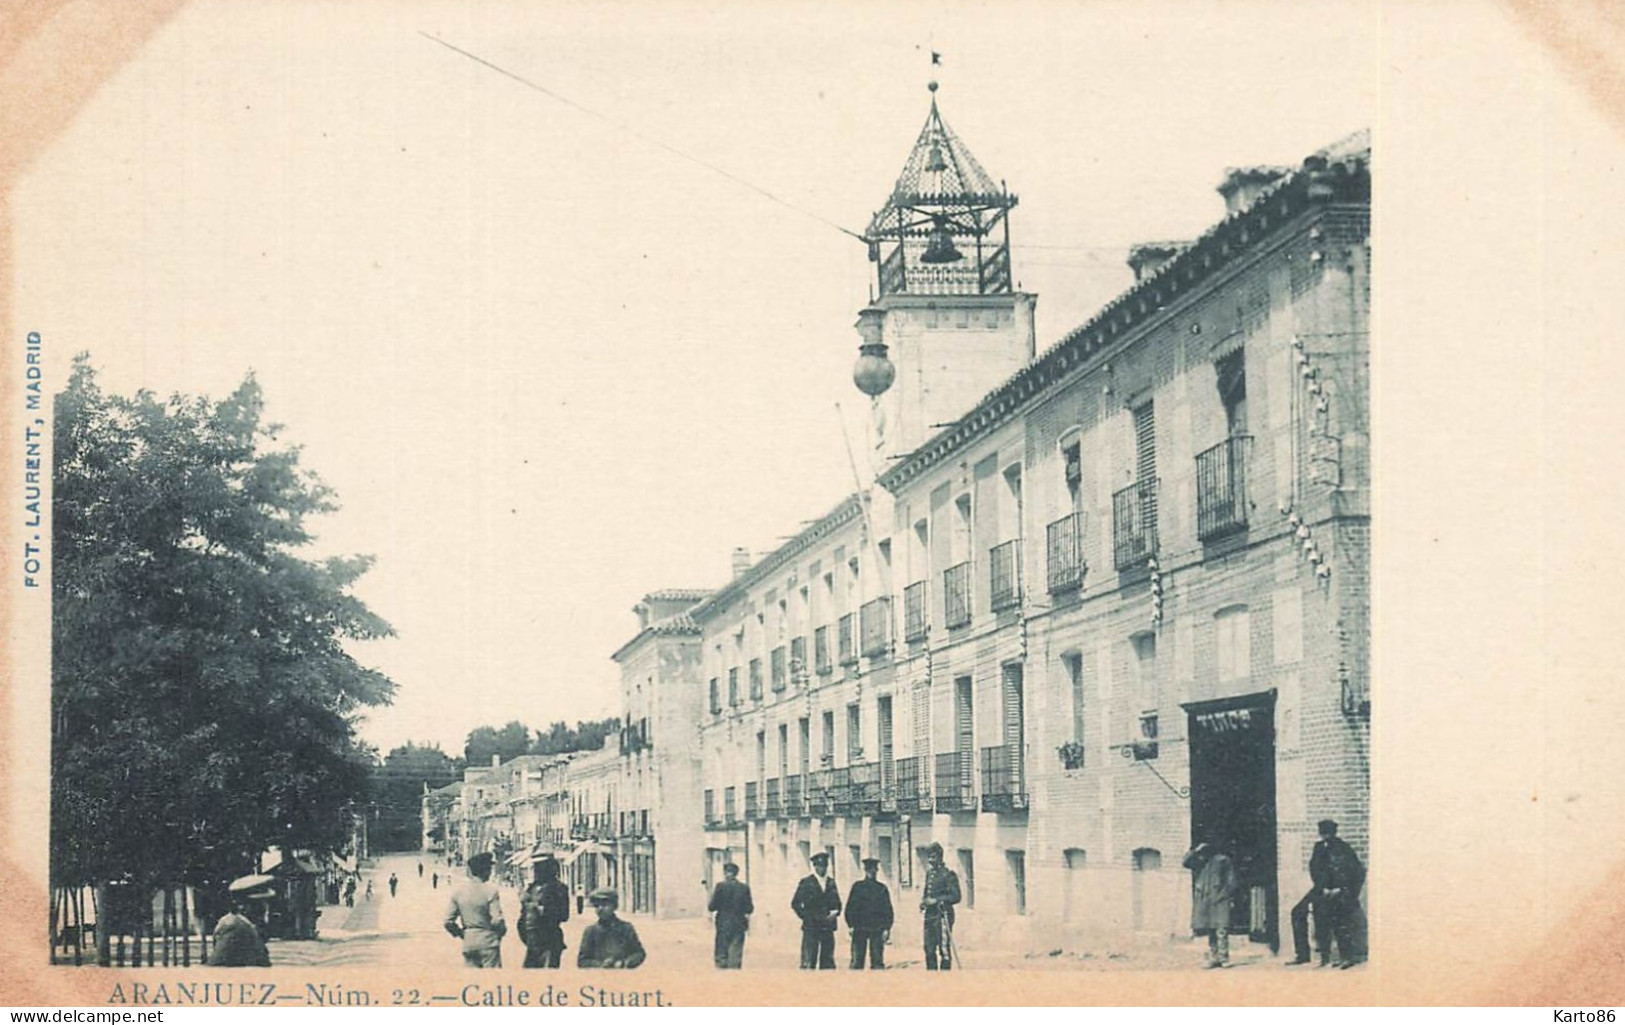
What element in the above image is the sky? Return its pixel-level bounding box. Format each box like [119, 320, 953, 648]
[15, 0, 1378, 757]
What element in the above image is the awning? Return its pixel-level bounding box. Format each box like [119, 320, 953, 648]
[228, 874, 277, 897]
[561, 841, 616, 864]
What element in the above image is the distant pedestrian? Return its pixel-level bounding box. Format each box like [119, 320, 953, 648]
[576, 884, 585, 916]
[845, 857, 893, 970]
[432, 872, 440, 889]
[365, 878, 373, 901]
[920, 843, 961, 970]
[577, 889, 645, 968]
[388, 872, 399, 898]
[1289, 819, 1367, 968]
[444, 852, 506, 968]
[791, 851, 841, 969]
[519, 856, 571, 968]
[707, 863, 754, 969]
[1183, 841, 1238, 969]
[418, 861, 424, 878]
[344, 877, 356, 908]
[207, 900, 271, 968]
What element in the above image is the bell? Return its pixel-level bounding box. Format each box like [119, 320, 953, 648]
[920, 222, 963, 264]
[926, 143, 948, 173]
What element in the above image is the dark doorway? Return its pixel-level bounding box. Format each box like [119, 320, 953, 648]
[1183, 690, 1278, 950]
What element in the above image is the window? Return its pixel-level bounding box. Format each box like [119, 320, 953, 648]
[1062, 438, 1082, 509]
[1063, 652, 1085, 753]
[709, 678, 721, 716]
[954, 676, 975, 754]
[846, 703, 862, 761]
[728, 667, 740, 708]
[1132, 848, 1161, 931]
[1007, 850, 1027, 914]
[778, 723, 790, 777]
[1132, 634, 1159, 760]
[1217, 348, 1248, 436]
[1063, 849, 1088, 921]
[821, 711, 835, 765]
[1216, 605, 1251, 682]
[756, 731, 766, 780]
[798, 717, 811, 775]
[957, 849, 976, 909]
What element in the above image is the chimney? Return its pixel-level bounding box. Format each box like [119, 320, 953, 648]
[1126, 242, 1187, 283]
[731, 547, 751, 579]
[1216, 166, 1289, 216]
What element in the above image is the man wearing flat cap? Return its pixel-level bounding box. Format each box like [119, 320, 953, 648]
[845, 856, 894, 970]
[1288, 819, 1367, 968]
[577, 888, 646, 969]
[919, 843, 961, 970]
[444, 852, 506, 967]
[790, 850, 841, 969]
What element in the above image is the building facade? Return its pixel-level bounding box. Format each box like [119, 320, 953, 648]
[683, 91, 1370, 955]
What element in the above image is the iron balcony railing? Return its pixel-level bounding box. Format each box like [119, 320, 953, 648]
[990, 539, 1022, 610]
[903, 581, 928, 641]
[844, 761, 882, 816]
[860, 597, 891, 657]
[828, 767, 852, 814]
[1046, 512, 1086, 592]
[723, 787, 740, 827]
[770, 646, 787, 692]
[790, 636, 808, 685]
[749, 658, 763, 701]
[814, 627, 832, 676]
[764, 777, 782, 818]
[980, 744, 1029, 813]
[1113, 478, 1160, 570]
[1196, 435, 1253, 541]
[933, 751, 976, 812]
[943, 561, 972, 629]
[838, 614, 857, 666]
[783, 774, 805, 818]
[744, 781, 760, 821]
[808, 769, 837, 817]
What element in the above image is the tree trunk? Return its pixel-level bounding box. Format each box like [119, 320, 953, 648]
[95, 882, 111, 967]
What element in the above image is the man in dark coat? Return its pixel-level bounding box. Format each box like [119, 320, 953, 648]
[845, 856, 894, 969]
[790, 851, 841, 969]
[1289, 819, 1367, 967]
[576, 888, 646, 968]
[707, 862, 754, 969]
[518, 855, 571, 968]
[1183, 841, 1238, 969]
[920, 843, 961, 970]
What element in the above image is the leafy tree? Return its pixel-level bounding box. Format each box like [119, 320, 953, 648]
[369, 743, 459, 852]
[463, 720, 532, 767]
[51, 358, 394, 894]
[529, 717, 619, 755]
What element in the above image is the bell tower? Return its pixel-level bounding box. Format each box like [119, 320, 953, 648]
[851, 81, 1037, 468]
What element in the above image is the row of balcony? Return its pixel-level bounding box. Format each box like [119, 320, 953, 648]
[702, 746, 1028, 824]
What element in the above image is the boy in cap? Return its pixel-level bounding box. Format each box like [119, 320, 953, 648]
[577, 888, 646, 968]
[920, 843, 961, 970]
[444, 852, 506, 967]
[845, 856, 894, 969]
[707, 862, 754, 969]
[790, 850, 841, 969]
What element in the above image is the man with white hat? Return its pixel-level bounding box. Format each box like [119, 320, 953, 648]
[790, 850, 841, 969]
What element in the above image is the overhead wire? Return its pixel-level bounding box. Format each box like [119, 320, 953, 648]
[420, 32, 868, 243]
